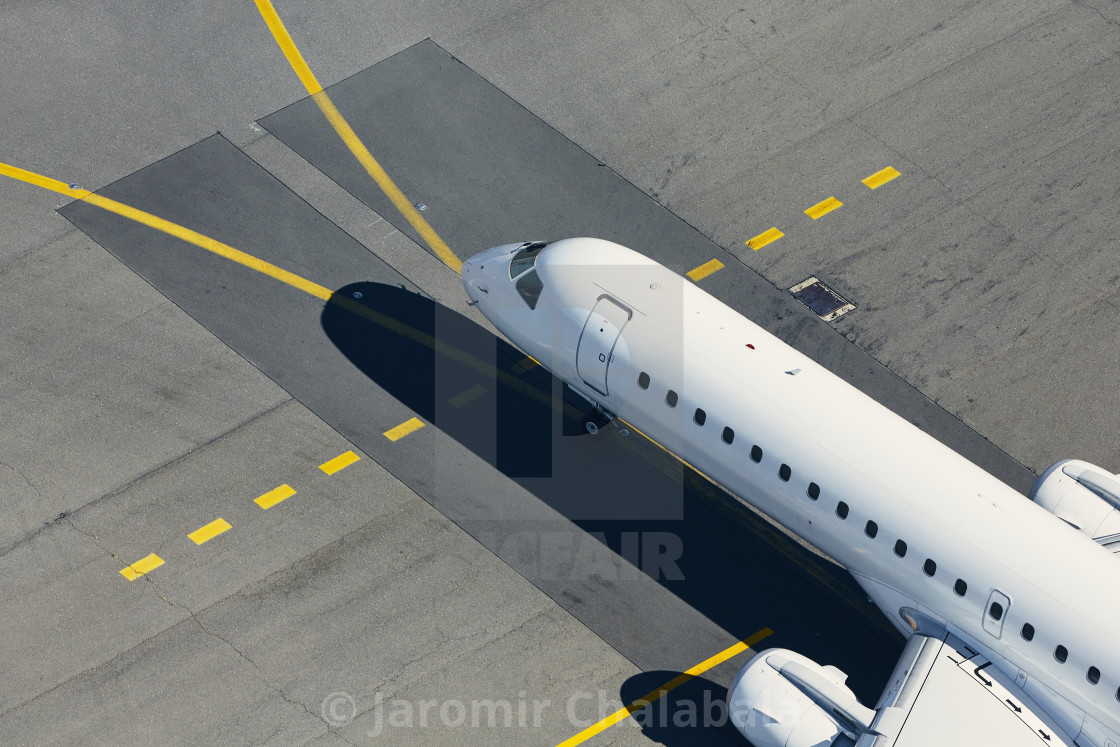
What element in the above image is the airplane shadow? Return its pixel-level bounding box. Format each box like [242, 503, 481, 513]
[616, 671, 743, 746]
[321, 281, 902, 702]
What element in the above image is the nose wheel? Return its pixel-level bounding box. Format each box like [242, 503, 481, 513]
[582, 409, 613, 435]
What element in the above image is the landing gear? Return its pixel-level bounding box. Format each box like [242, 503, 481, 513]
[565, 383, 617, 436]
[582, 408, 613, 435]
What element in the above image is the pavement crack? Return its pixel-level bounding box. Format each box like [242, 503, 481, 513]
[0, 397, 292, 560]
[170, 593, 328, 734]
[102, 300, 172, 335]
[1076, 0, 1120, 28]
[0, 459, 42, 498]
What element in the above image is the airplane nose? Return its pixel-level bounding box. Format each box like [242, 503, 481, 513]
[462, 242, 522, 303]
[461, 260, 484, 303]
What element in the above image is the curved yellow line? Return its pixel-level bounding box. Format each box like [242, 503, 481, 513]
[253, 0, 462, 275]
[253, 0, 322, 94]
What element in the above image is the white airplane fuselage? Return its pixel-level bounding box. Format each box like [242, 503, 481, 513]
[461, 238, 1120, 744]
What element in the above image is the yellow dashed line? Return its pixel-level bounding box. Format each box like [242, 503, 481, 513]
[319, 450, 360, 475]
[120, 553, 165, 581]
[805, 196, 843, 219]
[863, 166, 901, 189]
[384, 417, 425, 442]
[189, 518, 232, 545]
[555, 628, 774, 746]
[686, 258, 724, 282]
[253, 0, 462, 275]
[255, 484, 296, 510]
[745, 227, 784, 251]
[449, 385, 486, 408]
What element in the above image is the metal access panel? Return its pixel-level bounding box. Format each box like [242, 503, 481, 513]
[790, 276, 856, 321]
[576, 296, 632, 396]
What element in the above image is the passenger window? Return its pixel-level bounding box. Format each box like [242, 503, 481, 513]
[778, 464, 791, 481]
[1088, 667, 1100, 685]
[637, 372, 650, 389]
[666, 390, 678, 407]
[722, 427, 734, 445]
[923, 559, 937, 577]
[1055, 645, 1068, 663]
[894, 539, 907, 557]
[954, 579, 967, 597]
[807, 482, 820, 500]
[694, 408, 706, 426]
[750, 445, 763, 463]
[1021, 623, 1035, 641]
[865, 521, 878, 538]
[515, 269, 544, 310]
[836, 502, 849, 519]
[989, 602, 1004, 620]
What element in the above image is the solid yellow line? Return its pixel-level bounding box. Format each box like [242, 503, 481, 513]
[120, 553, 165, 580]
[253, 0, 322, 94]
[320, 450, 360, 475]
[384, 417, 425, 441]
[252, 1, 462, 275]
[863, 166, 901, 189]
[189, 518, 232, 545]
[0, 162, 92, 199]
[310, 92, 463, 274]
[449, 385, 486, 408]
[805, 196, 843, 219]
[3, 161, 562, 419]
[2, 160, 334, 302]
[686, 258, 724, 282]
[83, 191, 335, 301]
[255, 484, 296, 510]
[746, 227, 784, 251]
[555, 628, 773, 747]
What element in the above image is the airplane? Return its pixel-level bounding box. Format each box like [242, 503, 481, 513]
[462, 237, 1120, 747]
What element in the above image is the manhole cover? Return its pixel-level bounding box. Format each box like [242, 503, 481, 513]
[789, 277, 855, 321]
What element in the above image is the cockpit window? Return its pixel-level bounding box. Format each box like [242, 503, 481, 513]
[510, 241, 552, 279]
[515, 269, 544, 310]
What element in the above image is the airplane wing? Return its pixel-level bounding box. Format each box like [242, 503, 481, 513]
[862, 632, 1076, 747]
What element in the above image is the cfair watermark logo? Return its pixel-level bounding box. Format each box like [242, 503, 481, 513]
[476, 530, 684, 582]
[319, 686, 798, 737]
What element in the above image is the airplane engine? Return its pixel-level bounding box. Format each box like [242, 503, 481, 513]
[1029, 459, 1120, 543]
[727, 649, 873, 747]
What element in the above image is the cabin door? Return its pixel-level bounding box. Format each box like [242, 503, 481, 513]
[982, 589, 1011, 639]
[576, 296, 632, 396]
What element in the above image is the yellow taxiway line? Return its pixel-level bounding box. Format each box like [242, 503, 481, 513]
[863, 166, 901, 189]
[189, 518, 232, 545]
[686, 258, 724, 282]
[805, 196, 843, 220]
[384, 417, 425, 442]
[255, 484, 297, 510]
[1, 160, 558, 417]
[746, 227, 784, 251]
[253, 0, 462, 274]
[555, 627, 773, 746]
[120, 553, 165, 581]
[319, 450, 361, 475]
